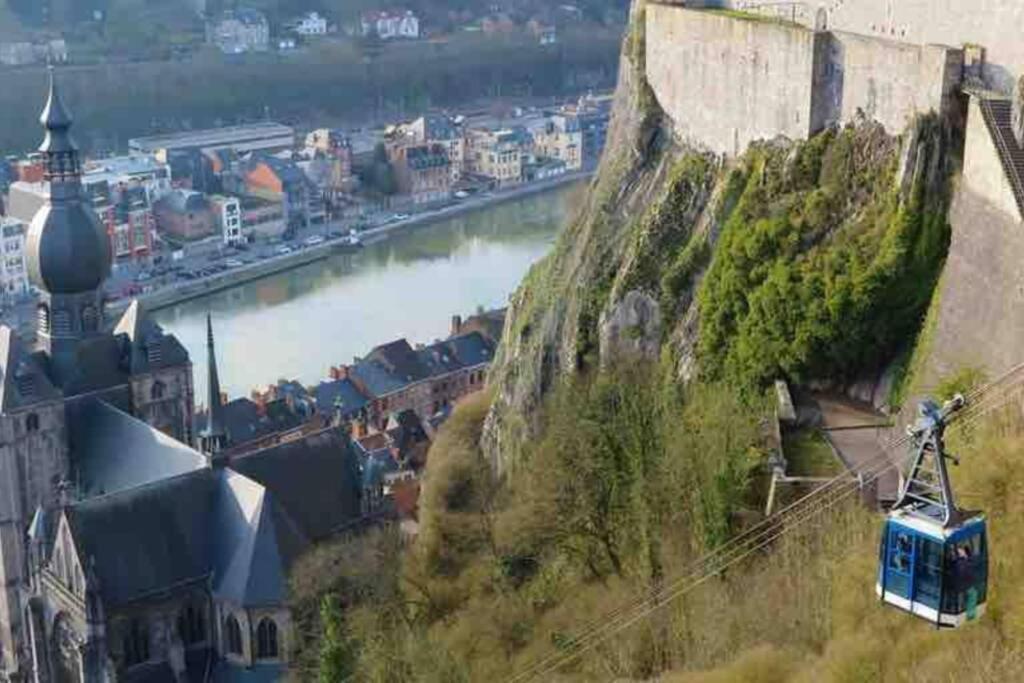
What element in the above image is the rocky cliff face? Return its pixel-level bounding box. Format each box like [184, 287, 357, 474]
[482, 0, 957, 474]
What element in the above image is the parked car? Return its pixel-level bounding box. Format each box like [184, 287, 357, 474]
[276, 245, 294, 256]
[305, 235, 325, 247]
[225, 258, 245, 268]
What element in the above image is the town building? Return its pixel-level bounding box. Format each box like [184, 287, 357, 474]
[304, 129, 357, 200]
[208, 195, 244, 246]
[527, 19, 558, 45]
[331, 331, 495, 429]
[0, 78, 364, 682]
[243, 156, 325, 230]
[466, 128, 523, 187]
[0, 40, 67, 67]
[360, 10, 420, 40]
[403, 115, 465, 182]
[129, 123, 295, 162]
[0, 217, 29, 302]
[207, 8, 270, 54]
[388, 143, 452, 204]
[154, 189, 215, 242]
[290, 11, 328, 36]
[239, 196, 286, 240]
[530, 114, 583, 171]
[82, 155, 173, 206]
[7, 180, 155, 269]
[89, 183, 155, 265]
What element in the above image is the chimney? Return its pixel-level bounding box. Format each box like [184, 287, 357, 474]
[451, 314, 462, 337]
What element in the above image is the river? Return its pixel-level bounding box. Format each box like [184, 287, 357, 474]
[153, 183, 581, 402]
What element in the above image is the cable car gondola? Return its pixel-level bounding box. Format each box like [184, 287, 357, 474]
[876, 395, 988, 628]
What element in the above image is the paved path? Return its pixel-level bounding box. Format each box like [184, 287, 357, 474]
[814, 395, 900, 505]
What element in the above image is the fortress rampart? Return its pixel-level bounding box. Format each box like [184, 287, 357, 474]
[646, 4, 963, 156]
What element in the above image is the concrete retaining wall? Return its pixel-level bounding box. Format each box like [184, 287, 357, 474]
[646, 5, 821, 156]
[921, 97, 1024, 389]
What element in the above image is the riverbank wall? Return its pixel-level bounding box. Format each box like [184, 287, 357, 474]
[106, 171, 591, 317]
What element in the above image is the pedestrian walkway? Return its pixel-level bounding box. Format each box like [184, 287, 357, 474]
[814, 395, 899, 506]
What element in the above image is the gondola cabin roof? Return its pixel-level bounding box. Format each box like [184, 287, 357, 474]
[887, 506, 986, 541]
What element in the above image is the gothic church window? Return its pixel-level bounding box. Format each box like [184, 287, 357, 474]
[225, 614, 243, 656]
[151, 381, 166, 401]
[123, 618, 150, 666]
[256, 618, 279, 659]
[26, 413, 40, 433]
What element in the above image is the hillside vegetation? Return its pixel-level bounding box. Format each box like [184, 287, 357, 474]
[288, 2, 1013, 681]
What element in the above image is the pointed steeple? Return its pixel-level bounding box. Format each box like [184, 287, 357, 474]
[38, 66, 77, 158]
[200, 313, 227, 455]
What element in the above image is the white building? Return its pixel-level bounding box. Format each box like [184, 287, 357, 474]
[207, 8, 270, 54]
[210, 195, 245, 246]
[292, 11, 328, 36]
[0, 218, 30, 300]
[361, 10, 420, 40]
[82, 155, 173, 205]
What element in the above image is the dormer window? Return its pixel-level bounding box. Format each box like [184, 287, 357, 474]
[146, 337, 162, 365]
[16, 365, 34, 398]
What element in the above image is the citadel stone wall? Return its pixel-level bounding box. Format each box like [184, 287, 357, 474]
[822, 0, 1024, 92]
[646, 5, 822, 156]
[820, 31, 962, 137]
[646, 5, 961, 156]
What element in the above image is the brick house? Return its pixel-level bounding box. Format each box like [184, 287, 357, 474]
[154, 189, 215, 242]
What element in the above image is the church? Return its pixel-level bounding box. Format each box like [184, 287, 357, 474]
[0, 75, 363, 682]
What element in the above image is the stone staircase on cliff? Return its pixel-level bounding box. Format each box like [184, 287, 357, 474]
[977, 96, 1024, 219]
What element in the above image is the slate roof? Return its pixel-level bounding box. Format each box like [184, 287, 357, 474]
[113, 300, 192, 375]
[253, 155, 309, 188]
[66, 467, 310, 609]
[67, 469, 220, 607]
[0, 325, 60, 412]
[69, 400, 208, 498]
[417, 332, 494, 377]
[313, 378, 369, 417]
[230, 428, 363, 540]
[158, 189, 208, 215]
[349, 333, 494, 399]
[211, 471, 307, 607]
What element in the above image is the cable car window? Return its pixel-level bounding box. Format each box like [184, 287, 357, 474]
[886, 529, 914, 597]
[914, 537, 943, 609]
[943, 532, 987, 615]
[889, 531, 912, 572]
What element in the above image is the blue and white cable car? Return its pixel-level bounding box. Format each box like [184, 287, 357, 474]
[876, 396, 988, 628]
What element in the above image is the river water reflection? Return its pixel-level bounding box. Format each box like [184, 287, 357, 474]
[154, 183, 580, 401]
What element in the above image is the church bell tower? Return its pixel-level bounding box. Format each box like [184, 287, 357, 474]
[25, 69, 112, 385]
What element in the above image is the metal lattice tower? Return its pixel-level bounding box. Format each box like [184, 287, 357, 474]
[893, 395, 966, 527]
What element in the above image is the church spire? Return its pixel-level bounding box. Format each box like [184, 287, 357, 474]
[200, 313, 227, 456]
[38, 67, 80, 183]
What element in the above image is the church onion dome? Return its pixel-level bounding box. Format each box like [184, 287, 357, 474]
[25, 69, 112, 295]
[27, 202, 110, 294]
